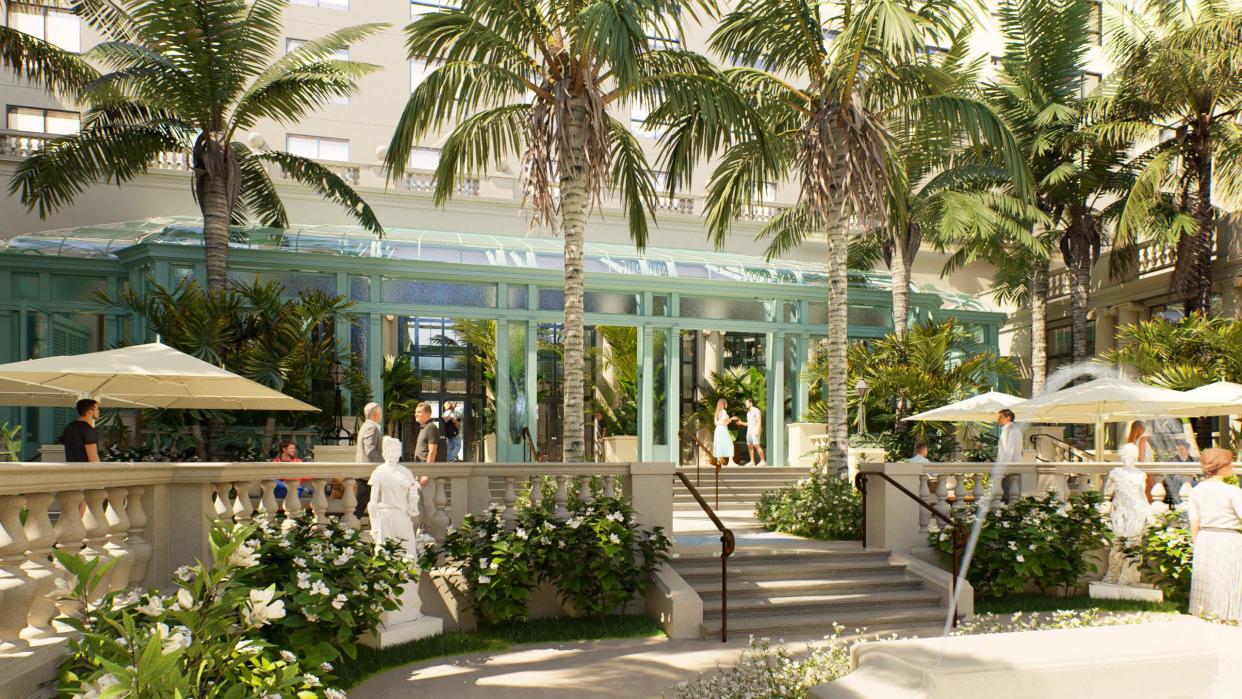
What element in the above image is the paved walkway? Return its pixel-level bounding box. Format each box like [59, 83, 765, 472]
[348, 635, 816, 699]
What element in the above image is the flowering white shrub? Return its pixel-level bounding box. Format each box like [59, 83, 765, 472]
[668, 631, 862, 699]
[953, 608, 1165, 635]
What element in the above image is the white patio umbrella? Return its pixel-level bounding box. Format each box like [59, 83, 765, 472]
[904, 391, 1027, 422]
[1166, 381, 1242, 417]
[0, 342, 318, 411]
[1014, 377, 1205, 455]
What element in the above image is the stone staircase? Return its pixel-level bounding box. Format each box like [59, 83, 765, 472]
[672, 466, 948, 640]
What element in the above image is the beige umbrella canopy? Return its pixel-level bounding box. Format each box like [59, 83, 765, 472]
[0, 342, 318, 411]
[904, 391, 1027, 422]
[1166, 381, 1242, 417]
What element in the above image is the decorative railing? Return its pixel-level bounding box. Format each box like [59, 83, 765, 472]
[1047, 268, 1071, 300]
[674, 470, 734, 643]
[1045, 238, 1212, 301]
[1029, 433, 1092, 463]
[0, 460, 671, 662]
[396, 168, 481, 196]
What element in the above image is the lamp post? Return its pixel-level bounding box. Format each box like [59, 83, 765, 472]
[855, 378, 870, 436]
[324, 360, 353, 445]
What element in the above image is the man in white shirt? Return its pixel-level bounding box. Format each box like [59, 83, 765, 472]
[997, 408, 1023, 502]
[741, 398, 767, 467]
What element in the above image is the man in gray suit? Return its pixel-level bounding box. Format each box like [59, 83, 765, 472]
[354, 402, 383, 518]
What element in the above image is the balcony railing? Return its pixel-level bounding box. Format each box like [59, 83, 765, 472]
[1046, 238, 1213, 301]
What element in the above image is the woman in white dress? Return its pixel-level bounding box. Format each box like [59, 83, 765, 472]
[1188, 448, 1242, 621]
[712, 399, 737, 466]
[1125, 420, 1157, 499]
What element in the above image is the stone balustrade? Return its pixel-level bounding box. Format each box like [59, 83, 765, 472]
[0, 460, 671, 666]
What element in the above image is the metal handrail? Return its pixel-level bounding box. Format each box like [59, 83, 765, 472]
[520, 427, 549, 463]
[1029, 433, 1091, 463]
[679, 429, 727, 509]
[854, 471, 967, 627]
[675, 470, 735, 643]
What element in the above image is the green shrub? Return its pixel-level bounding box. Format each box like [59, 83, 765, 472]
[239, 512, 416, 674]
[420, 496, 671, 624]
[56, 524, 344, 698]
[755, 470, 862, 540]
[1127, 509, 1194, 602]
[928, 492, 1110, 597]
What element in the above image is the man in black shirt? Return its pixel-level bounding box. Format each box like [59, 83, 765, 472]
[61, 398, 101, 462]
[414, 402, 448, 463]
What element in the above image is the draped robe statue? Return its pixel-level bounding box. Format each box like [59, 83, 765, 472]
[1101, 443, 1151, 586]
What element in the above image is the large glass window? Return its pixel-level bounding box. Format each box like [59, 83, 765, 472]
[1087, 1, 1103, 45]
[9, 4, 79, 51]
[537, 323, 564, 460]
[651, 329, 669, 446]
[382, 278, 497, 307]
[723, 332, 765, 370]
[507, 322, 528, 447]
[7, 106, 79, 134]
[286, 134, 350, 162]
[680, 296, 769, 322]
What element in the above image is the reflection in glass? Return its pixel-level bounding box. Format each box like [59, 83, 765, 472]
[508, 322, 527, 446]
[652, 329, 668, 446]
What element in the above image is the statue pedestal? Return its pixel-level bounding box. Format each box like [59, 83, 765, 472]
[360, 582, 443, 649]
[1089, 581, 1164, 603]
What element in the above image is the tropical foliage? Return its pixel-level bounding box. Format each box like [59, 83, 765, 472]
[755, 470, 861, 540]
[1102, 315, 1242, 389]
[929, 491, 1110, 597]
[593, 326, 640, 437]
[7, 0, 384, 290]
[1127, 509, 1194, 602]
[685, 365, 766, 442]
[385, 0, 746, 461]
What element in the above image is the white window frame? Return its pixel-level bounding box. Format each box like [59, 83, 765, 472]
[8, 3, 80, 52]
[408, 146, 441, 171]
[6, 105, 80, 135]
[292, 0, 349, 10]
[286, 134, 350, 162]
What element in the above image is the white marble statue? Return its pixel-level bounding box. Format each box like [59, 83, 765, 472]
[1101, 442, 1152, 586]
[362, 436, 442, 647]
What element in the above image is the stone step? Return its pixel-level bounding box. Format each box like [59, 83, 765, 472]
[693, 573, 924, 599]
[700, 606, 947, 638]
[703, 589, 943, 618]
[673, 555, 896, 581]
[674, 486, 787, 496]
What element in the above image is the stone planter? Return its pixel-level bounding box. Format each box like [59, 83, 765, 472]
[311, 445, 356, 462]
[847, 446, 887, 482]
[603, 435, 638, 462]
[787, 422, 827, 468]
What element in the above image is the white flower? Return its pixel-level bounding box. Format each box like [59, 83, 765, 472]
[1007, 541, 1018, 551]
[304, 611, 319, 622]
[150, 622, 192, 654]
[1015, 554, 1026, 563]
[174, 565, 196, 582]
[331, 594, 347, 610]
[280, 650, 297, 663]
[303, 674, 321, 688]
[310, 580, 331, 597]
[340, 546, 355, 558]
[478, 574, 492, 585]
[293, 557, 307, 568]
[491, 531, 501, 542]
[228, 541, 260, 568]
[479, 558, 491, 570]
[78, 672, 120, 699]
[136, 595, 166, 617]
[296, 571, 312, 590]
[242, 588, 287, 629]
[111, 588, 142, 610]
[325, 689, 347, 699]
[320, 661, 334, 672]
[608, 533, 622, 545]
[175, 587, 195, 611]
[235, 639, 262, 655]
[514, 528, 528, 540]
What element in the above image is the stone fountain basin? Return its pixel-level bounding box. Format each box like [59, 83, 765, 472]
[811, 618, 1242, 699]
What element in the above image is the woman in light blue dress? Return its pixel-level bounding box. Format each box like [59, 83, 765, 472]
[712, 399, 736, 465]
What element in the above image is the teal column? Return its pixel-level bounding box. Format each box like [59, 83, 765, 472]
[495, 319, 511, 462]
[367, 312, 382, 411]
[666, 326, 681, 464]
[638, 325, 654, 461]
[769, 331, 786, 467]
[525, 319, 538, 462]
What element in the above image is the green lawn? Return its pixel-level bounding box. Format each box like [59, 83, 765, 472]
[974, 593, 1185, 615]
[336, 615, 665, 689]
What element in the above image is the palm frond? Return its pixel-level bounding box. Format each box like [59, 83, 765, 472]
[249, 150, 383, 235]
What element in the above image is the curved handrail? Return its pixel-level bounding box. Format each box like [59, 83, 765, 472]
[1029, 432, 1091, 463]
[676, 470, 735, 642]
[854, 471, 967, 627]
[678, 429, 728, 508]
[520, 427, 549, 463]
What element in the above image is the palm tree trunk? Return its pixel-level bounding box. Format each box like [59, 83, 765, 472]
[1031, 262, 1049, 396]
[890, 232, 911, 337]
[558, 103, 589, 463]
[1190, 144, 1215, 315]
[824, 222, 850, 474]
[1069, 237, 1092, 366]
[201, 174, 231, 293]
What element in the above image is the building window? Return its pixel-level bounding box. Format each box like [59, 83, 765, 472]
[7, 106, 79, 134]
[1080, 71, 1101, 98]
[755, 181, 776, 202]
[286, 134, 350, 162]
[292, 0, 349, 10]
[409, 146, 440, 170]
[411, 0, 460, 17]
[643, 12, 681, 50]
[630, 91, 665, 137]
[410, 58, 435, 92]
[1087, 1, 1102, 46]
[8, 4, 80, 52]
[286, 39, 351, 104]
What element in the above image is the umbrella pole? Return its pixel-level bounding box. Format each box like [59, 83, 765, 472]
[1094, 416, 1105, 460]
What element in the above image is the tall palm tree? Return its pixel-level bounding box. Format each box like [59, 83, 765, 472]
[384, 0, 746, 461]
[664, 0, 1032, 471]
[1102, 0, 1242, 314]
[9, 0, 386, 292]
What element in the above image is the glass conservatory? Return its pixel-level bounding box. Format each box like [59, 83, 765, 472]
[0, 217, 1005, 465]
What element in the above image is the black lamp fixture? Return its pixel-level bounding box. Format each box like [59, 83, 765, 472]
[323, 359, 353, 445]
[855, 378, 870, 436]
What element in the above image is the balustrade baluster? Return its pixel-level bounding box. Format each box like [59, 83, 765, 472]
[282, 479, 303, 526]
[232, 481, 255, 523]
[81, 490, 112, 593]
[918, 475, 931, 534]
[554, 476, 569, 518]
[603, 474, 616, 499]
[22, 492, 58, 637]
[213, 482, 233, 521]
[0, 494, 36, 650]
[124, 486, 151, 588]
[1178, 480, 1192, 503]
[341, 478, 360, 530]
[431, 478, 450, 540]
[579, 475, 592, 503]
[529, 476, 543, 507]
[933, 476, 950, 519]
[102, 487, 132, 593]
[501, 478, 517, 530]
[974, 472, 989, 504]
[1149, 481, 1169, 516]
[257, 480, 279, 517]
[52, 490, 86, 618]
[952, 476, 967, 511]
[310, 479, 329, 526]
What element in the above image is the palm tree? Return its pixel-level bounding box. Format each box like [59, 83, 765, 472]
[1101, 1, 1242, 314]
[665, 0, 1032, 471]
[9, 0, 385, 292]
[383, 0, 744, 461]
